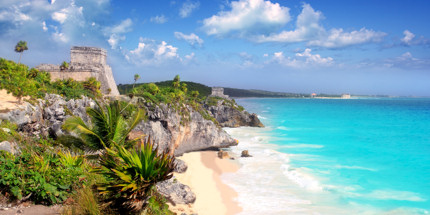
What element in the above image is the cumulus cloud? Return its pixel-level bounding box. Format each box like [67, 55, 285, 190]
[399, 30, 429, 46]
[179, 1, 200, 18]
[0, 5, 31, 24]
[104, 18, 133, 49]
[401, 30, 415, 45]
[174, 32, 203, 47]
[150, 15, 168, 24]
[202, 0, 290, 36]
[42, 21, 48, 31]
[270, 48, 333, 68]
[125, 38, 181, 65]
[255, 4, 385, 48]
[308, 28, 386, 48]
[385, 52, 430, 70]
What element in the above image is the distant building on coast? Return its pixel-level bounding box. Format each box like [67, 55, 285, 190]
[341, 94, 351, 99]
[210, 87, 229, 99]
[35, 46, 119, 96]
[311, 93, 317, 98]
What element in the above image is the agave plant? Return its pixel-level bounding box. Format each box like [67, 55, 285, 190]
[96, 137, 175, 214]
[60, 100, 145, 152]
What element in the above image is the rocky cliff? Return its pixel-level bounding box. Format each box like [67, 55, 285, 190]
[204, 98, 264, 128]
[0, 94, 238, 155]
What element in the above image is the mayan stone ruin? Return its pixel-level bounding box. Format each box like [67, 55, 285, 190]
[36, 46, 120, 96]
[210, 87, 229, 99]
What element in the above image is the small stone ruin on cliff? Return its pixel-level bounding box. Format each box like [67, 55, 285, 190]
[210, 87, 229, 99]
[35, 46, 120, 96]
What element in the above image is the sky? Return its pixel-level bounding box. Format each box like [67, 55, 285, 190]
[1, 0, 430, 96]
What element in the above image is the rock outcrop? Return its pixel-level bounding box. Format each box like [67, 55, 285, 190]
[205, 99, 264, 128]
[0, 94, 237, 155]
[132, 101, 237, 156]
[156, 177, 196, 204]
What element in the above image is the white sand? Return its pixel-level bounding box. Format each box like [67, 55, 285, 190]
[171, 151, 241, 215]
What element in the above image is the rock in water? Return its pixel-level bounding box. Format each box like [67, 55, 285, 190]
[241, 150, 252, 157]
[156, 177, 196, 204]
[217, 149, 230, 159]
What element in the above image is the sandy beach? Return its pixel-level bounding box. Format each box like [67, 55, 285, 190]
[170, 151, 241, 215]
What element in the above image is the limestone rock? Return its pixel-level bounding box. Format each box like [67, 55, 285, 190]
[156, 177, 196, 204]
[174, 159, 188, 173]
[241, 150, 252, 157]
[217, 149, 230, 159]
[204, 100, 264, 128]
[0, 141, 20, 155]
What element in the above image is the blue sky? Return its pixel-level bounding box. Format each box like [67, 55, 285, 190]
[1, 0, 429, 96]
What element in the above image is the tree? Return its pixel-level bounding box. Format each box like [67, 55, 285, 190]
[133, 74, 140, 89]
[61, 100, 145, 151]
[172, 75, 180, 88]
[60, 61, 69, 70]
[14, 41, 28, 64]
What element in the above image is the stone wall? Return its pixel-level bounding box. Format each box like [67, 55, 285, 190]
[35, 46, 119, 96]
[71, 46, 107, 65]
[210, 87, 229, 98]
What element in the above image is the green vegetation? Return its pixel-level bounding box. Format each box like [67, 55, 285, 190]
[0, 58, 101, 100]
[96, 138, 175, 213]
[118, 81, 211, 98]
[14, 41, 28, 64]
[0, 100, 175, 214]
[129, 75, 219, 125]
[61, 100, 145, 151]
[0, 141, 90, 205]
[60, 61, 69, 70]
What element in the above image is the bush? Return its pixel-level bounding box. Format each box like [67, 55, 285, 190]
[95, 138, 175, 213]
[0, 145, 90, 205]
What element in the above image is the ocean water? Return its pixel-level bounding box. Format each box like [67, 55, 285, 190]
[223, 98, 430, 215]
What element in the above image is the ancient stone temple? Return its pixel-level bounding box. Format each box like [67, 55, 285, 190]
[36, 46, 120, 96]
[210, 87, 229, 99]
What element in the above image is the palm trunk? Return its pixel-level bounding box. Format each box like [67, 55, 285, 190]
[18, 53, 22, 64]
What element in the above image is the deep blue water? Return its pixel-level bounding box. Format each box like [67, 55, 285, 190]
[224, 98, 430, 215]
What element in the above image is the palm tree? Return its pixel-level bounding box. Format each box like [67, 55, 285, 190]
[14, 41, 28, 64]
[133, 74, 140, 89]
[61, 100, 145, 152]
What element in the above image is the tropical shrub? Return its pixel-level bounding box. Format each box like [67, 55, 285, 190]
[61, 100, 145, 151]
[0, 145, 89, 205]
[95, 137, 175, 213]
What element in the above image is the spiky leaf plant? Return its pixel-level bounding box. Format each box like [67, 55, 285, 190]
[95, 137, 175, 214]
[60, 100, 145, 152]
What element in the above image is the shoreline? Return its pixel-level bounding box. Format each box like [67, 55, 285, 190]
[170, 151, 241, 215]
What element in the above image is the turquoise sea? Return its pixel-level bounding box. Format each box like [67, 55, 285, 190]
[223, 98, 430, 215]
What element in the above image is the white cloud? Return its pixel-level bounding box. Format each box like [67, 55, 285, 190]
[385, 52, 430, 70]
[401, 30, 415, 45]
[104, 18, 133, 49]
[270, 48, 333, 68]
[174, 32, 204, 47]
[0, 5, 31, 24]
[52, 31, 68, 43]
[125, 38, 181, 65]
[52, 10, 67, 23]
[150, 15, 168, 24]
[180, 1, 200, 18]
[255, 4, 385, 48]
[107, 18, 132, 34]
[254, 3, 322, 42]
[202, 0, 290, 36]
[308, 28, 386, 48]
[42, 21, 48, 31]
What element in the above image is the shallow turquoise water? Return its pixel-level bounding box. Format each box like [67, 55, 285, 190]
[224, 98, 430, 215]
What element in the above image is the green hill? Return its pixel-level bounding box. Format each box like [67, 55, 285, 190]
[118, 81, 313, 98]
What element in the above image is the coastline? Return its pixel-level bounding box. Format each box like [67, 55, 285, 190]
[170, 151, 241, 215]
